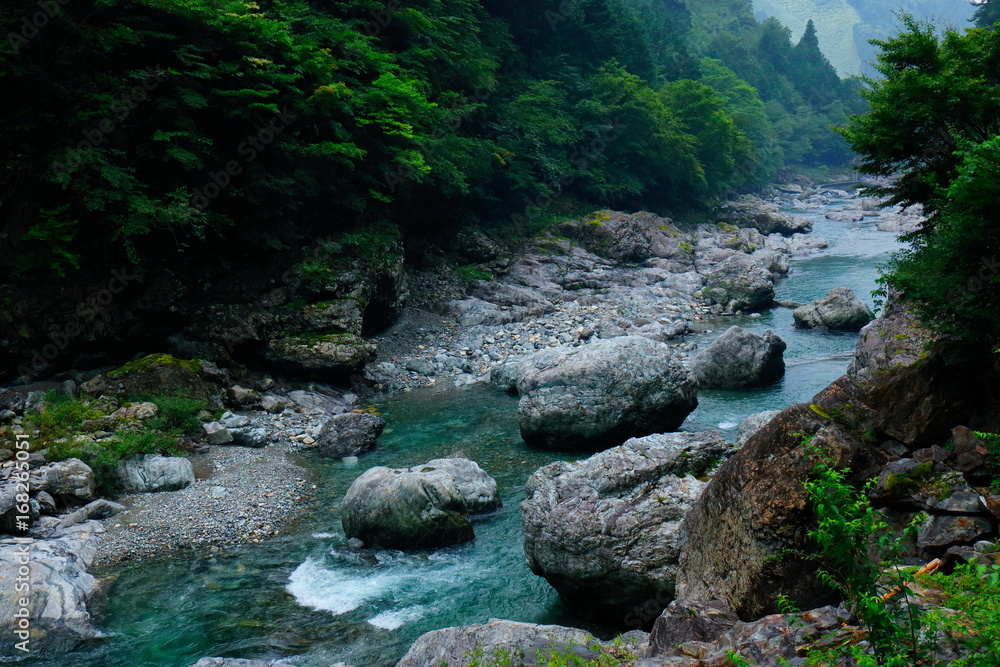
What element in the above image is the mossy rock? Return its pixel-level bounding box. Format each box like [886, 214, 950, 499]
[85, 354, 218, 401]
[264, 334, 376, 374]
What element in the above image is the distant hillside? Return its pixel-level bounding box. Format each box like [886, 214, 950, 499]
[752, 0, 977, 75]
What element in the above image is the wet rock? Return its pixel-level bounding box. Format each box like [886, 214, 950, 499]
[522, 432, 730, 620]
[341, 458, 500, 549]
[264, 334, 377, 375]
[735, 411, 781, 447]
[189, 659, 299, 667]
[688, 327, 786, 389]
[396, 619, 600, 667]
[793, 287, 873, 331]
[0, 520, 104, 652]
[489, 357, 521, 394]
[516, 336, 698, 451]
[115, 454, 194, 493]
[312, 411, 386, 458]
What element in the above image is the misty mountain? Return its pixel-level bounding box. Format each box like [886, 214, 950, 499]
[752, 0, 977, 75]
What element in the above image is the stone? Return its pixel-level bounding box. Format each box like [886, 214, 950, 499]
[522, 432, 731, 620]
[0, 481, 39, 533]
[917, 515, 994, 549]
[202, 422, 234, 445]
[189, 659, 299, 667]
[28, 459, 95, 503]
[106, 402, 158, 423]
[700, 253, 776, 313]
[82, 354, 219, 402]
[260, 394, 288, 413]
[793, 287, 874, 331]
[226, 385, 261, 408]
[687, 327, 786, 389]
[647, 599, 741, 656]
[449, 284, 554, 327]
[264, 334, 377, 375]
[404, 357, 438, 376]
[489, 357, 521, 395]
[396, 619, 598, 667]
[230, 426, 270, 448]
[55, 499, 126, 530]
[0, 520, 104, 651]
[312, 411, 386, 458]
[35, 490, 57, 516]
[676, 379, 887, 620]
[715, 195, 813, 236]
[735, 410, 781, 447]
[516, 336, 698, 451]
[341, 458, 500, 549]
[115, 454, 195, 493]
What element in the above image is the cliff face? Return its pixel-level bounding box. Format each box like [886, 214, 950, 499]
[751, 0, 976, 76]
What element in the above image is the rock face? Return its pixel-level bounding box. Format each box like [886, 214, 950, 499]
[687, 327, 786, 389]
[522, 432, 732, 620]
[28, 459, 95, 503]
[81, 354, 222, 402]
[676, 378, 887, 620]
[341, 458, 500, 549]
[792, 287, 873, 331]
[0, 519, 104, 652]
[735, 410, 781, 447]
[312, 411, 386, 458]
[263, 334, 377, 374]
[115, 454, 195, 493]
[516, 336, 698, 451]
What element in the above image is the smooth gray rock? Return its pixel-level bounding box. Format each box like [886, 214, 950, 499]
[203, 422, 234, 445]
[260, 394, 288, 413]
[715, 195, 813, 236]
[56, 499, 126, 530]
[230, 426, 270, 448]
[115, 454, 194, 493]
[28, 459, 95, 503]
[516, 336, 698, 451]
[341, 458, 500, 549]
[489, 357, 522, 394]
[312, 411, 386, 458]
[793, 287, 874, 331]
[688, 327, 786, 389]
[0, 520, 104, 652]
[449, 283, 554, 327]
[918, 515, 994, 549]
[735, 410, 781, 447]
[522, 432, 731, 619]
[700, 253, 776, 312]
[396, 619, 596, 667]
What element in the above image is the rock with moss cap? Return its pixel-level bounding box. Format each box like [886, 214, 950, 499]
[81, 354, 223, 402]
[264, 334, 376, 375]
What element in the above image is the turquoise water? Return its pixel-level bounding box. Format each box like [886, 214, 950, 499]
[14, 194, 902, 667]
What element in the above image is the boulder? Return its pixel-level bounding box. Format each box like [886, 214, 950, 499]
[516, 336, 698, 451]
[676, 378, 887, 620]
[189, 660, 299, 667]
[115, 454, 194, 493]
[687, 327, 786, 389]
[735, 410, 781, 447]
[28, 459, 95, 503]
[489, 357, 522, 395]
[202, 422, 233, 445]
[396, 619, 600, 667]
[0, 481, 39, 533]
[647, 599, 740, 656]
[81, 354, 219, 402]
[715, 195, 812, 236]
[450, 283, 555, 327]
[263, 334, 376, 374]
[522, 432, 731, 620]
[792, 287, 873, 331]
[550, 210, 687, 263]
[700, 253, 776, 312]
[55, 499, 126, 530]
[341, 458, 500, 549]
[0, 520, 104, 652]
[312, 411, 386, 458]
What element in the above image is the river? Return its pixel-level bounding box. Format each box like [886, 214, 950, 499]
[26, 191, 902, 667]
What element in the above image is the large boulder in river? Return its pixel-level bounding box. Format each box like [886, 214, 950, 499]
[688, 327, 786, 389]
[0, 519, 104, 652]
[793, 287, 873, 331]
[311, 411, 386, 458]
[522, 432, 731, 620]
[341, 458, 500, 549]
[715, 195, 812, 236]
[115, 454, 194, 493]
[396, 619, 600, 667]
[516, 336, 698, 451]
[700, 253, 776, 312]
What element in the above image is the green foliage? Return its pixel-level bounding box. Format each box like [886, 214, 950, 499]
[924, 561, 1000, 665]
[455, 265, 492, 282]
[844, 18, 1000, 343]
[47, 428, 184, 493]
[142, 395, 206, 435]
[460, 637, 636, 666]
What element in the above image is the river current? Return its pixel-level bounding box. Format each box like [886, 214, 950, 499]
[31, 191, 902, 667]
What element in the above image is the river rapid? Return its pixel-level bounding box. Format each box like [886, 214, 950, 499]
[30, 191, 902, 667]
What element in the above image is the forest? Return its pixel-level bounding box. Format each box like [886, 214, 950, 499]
[0, 0, 861, 280]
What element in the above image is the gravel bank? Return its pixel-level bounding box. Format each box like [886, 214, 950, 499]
[93, 441, 315, 569]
